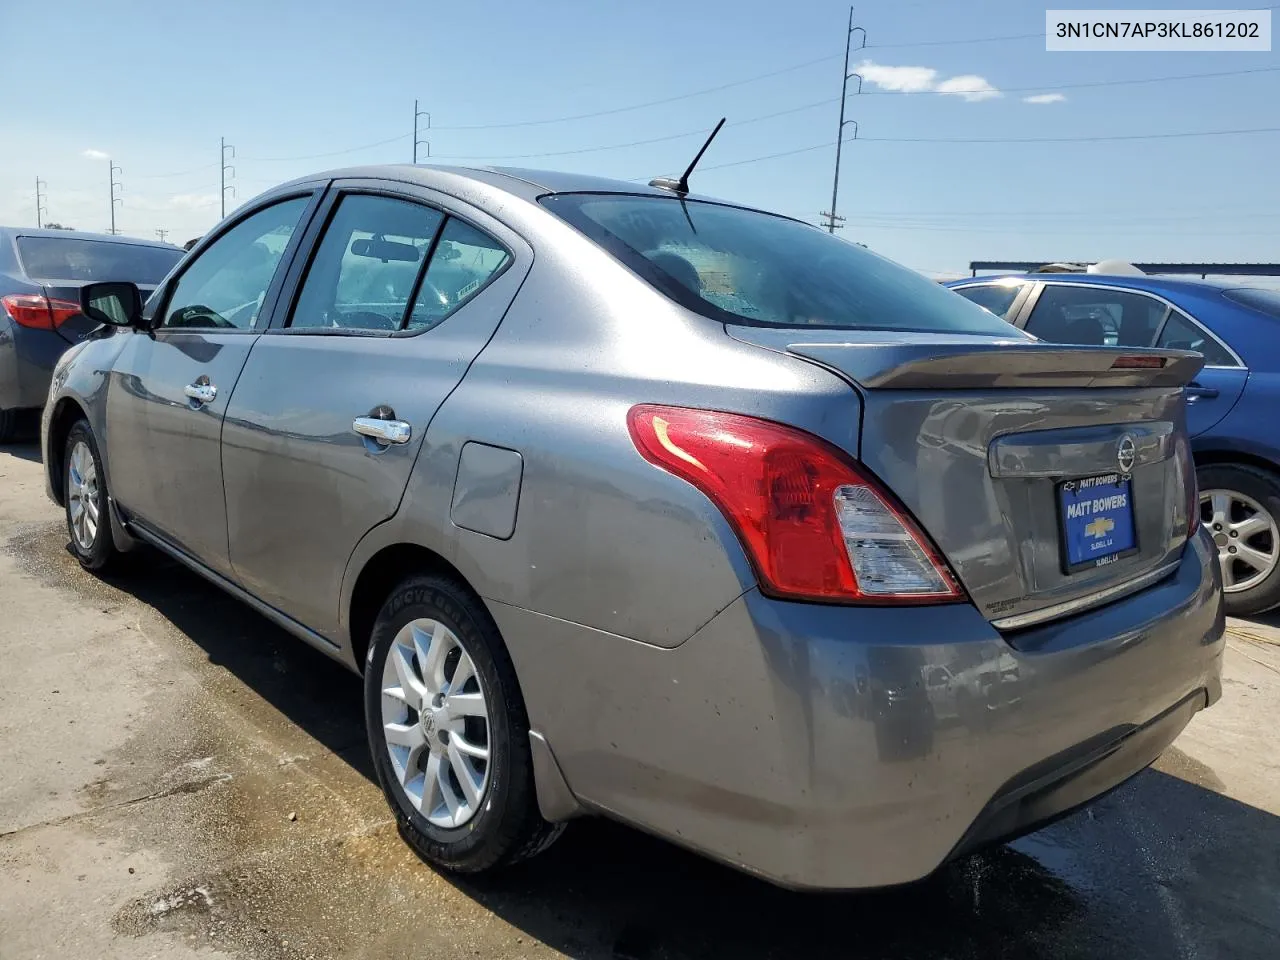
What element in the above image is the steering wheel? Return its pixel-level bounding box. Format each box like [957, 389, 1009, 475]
[336, 310, 400, 331]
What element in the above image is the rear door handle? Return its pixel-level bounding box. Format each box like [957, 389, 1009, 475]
[1185, 383, 1219, 401]
[183, 382, 217, 405]
[353, 416, 411, 445]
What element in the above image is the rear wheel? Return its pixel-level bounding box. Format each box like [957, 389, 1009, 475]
[1198, 463, 1280, 616]
[64, 420, 119, 572]
[364, 574, 563, 873]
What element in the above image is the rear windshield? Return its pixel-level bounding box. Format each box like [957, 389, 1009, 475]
[16, 236, 182, 285]
[540, 193, 1017, 335]
[1223, 287, 1280, 319]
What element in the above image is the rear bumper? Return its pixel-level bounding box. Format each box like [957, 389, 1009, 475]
[0, 320, 63, 412]
[499, 530, 1224, 890]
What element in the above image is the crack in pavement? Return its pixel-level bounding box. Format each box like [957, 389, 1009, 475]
[0, 773, 233, 840]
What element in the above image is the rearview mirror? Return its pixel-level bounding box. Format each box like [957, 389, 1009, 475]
[349, 238, 421, 263]
[80, 281, 143, 328]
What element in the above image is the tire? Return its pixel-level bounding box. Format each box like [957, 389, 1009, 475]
[1197, 463, 1280, 617]
[64, 420, 119, 572]
[364, 574, 563, 873]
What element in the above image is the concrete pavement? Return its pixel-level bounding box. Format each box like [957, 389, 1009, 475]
[1, 440, 1277, 960]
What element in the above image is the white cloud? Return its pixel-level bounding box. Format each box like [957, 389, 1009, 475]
[1023, 93, 1067, 104]
[856, 62, 938, 93]
[857, 61, 1001, 101]
[936, 75, 1002, 102]
[82, 148, 109, 160]
[168, 193, 219, 210]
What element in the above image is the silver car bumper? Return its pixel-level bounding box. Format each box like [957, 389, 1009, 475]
[497, 529, 1225, 890]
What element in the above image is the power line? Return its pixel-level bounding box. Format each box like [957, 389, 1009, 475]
[866, 31, 1042, 49]
[429, 54, 841, 131]
[132, 162, 220, 180]
[240, 132, 410, 163]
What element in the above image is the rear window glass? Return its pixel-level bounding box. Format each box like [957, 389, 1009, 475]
[540, 193, 1018, 335]
[16, 237, 182, 285]
[1223, 287, 1280, 319]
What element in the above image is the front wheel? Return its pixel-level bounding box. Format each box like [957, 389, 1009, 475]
[364, 575, 563, 873]
[1198, 463, 1280, 617]
[64, 420, 119, 572]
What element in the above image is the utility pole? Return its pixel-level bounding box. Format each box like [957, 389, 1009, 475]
[828, 7, 866, 233]
[221, 137, 236, 219]
[109, 161, 123, 235]
[35, 178, 48, 228]
[156, 228, 169, 243]
[819, 211, 846, 232]
[413, 100, 431, 163]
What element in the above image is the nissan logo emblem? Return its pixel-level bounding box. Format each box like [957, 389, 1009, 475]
[1117, 435, 1137, 474]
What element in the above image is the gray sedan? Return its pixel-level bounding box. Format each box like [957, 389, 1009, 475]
[41, 165, 1224, 889]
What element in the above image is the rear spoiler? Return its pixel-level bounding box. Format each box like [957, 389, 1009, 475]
[786, 342, 1204, 390]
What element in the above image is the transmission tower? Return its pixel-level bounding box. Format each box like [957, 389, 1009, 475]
[414, 100, 431, 163]
[221, 137, 236, 219]
[36, 178, 48, 228]
[156, 229, 169, 243]
[828, 7, 866, 233]
[109, 161, 123, 235]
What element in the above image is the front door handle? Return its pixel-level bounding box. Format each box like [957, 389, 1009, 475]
[1185, 382, 1219, 401]
[183, 381, 217, 405]
[353, 416, 411, 445]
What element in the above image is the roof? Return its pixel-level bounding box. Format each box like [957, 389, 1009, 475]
[948, 272, 1266, 296]
[0, 226, 179, 249]
[969, 260, 1280, 278]
[273, 163, 757, 210]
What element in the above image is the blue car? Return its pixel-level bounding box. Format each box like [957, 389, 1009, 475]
[947, 273, 1280, 616]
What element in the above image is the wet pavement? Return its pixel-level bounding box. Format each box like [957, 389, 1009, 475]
[1, 440, 1278, 959]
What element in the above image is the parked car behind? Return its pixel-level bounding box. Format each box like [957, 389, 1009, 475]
[0, 228, 182, 441]
[948, 273, 1280, 616]
[42, 166, 1223, 890]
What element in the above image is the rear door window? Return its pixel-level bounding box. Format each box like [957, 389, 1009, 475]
[1156, 310, 1238, 366]
[540, 193, 1018, 335]
[289, 194, 445, 332]
[16, 237, 182, 285]
[1025, 284, 1168, 347]
[406, 219, 511, 332]
[952, 282, 1025, 320]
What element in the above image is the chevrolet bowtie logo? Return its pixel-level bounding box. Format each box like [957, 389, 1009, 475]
[1085, 517, 1115, 538]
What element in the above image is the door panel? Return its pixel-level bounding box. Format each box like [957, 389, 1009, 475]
[105, 330, 259, 572]
[1182, 366, 1248, 437]
[221, 186, 530, 636]
[103, 194, 318, 575]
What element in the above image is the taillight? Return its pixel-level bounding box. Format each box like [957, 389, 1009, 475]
[1112, 355, 1167, 369]
[627, 404, 963, 604]
[1, 294, 81, 329]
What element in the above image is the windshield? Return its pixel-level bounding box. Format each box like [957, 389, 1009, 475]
[16, 236, 182, 285]
[541, 193, 1018, 335]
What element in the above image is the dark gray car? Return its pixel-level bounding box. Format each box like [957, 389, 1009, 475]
[40, 166, 1225, 890]
[0, 228, 181, 440]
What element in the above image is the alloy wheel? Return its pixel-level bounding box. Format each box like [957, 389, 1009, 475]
[380, 618, 491, 828]
[1201, 488, 1280, 593]
[67, 440, 100, 552]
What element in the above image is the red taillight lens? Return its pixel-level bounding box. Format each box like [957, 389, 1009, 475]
[1, 294, 81, 329]
[627, 404, 964, 604]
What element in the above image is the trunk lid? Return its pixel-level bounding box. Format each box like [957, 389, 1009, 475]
[729, 327, 1202, 629]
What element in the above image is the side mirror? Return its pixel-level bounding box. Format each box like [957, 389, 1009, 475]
[80, 281, 143, 328]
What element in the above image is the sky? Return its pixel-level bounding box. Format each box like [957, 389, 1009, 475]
[1, 0, 1277, 276]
